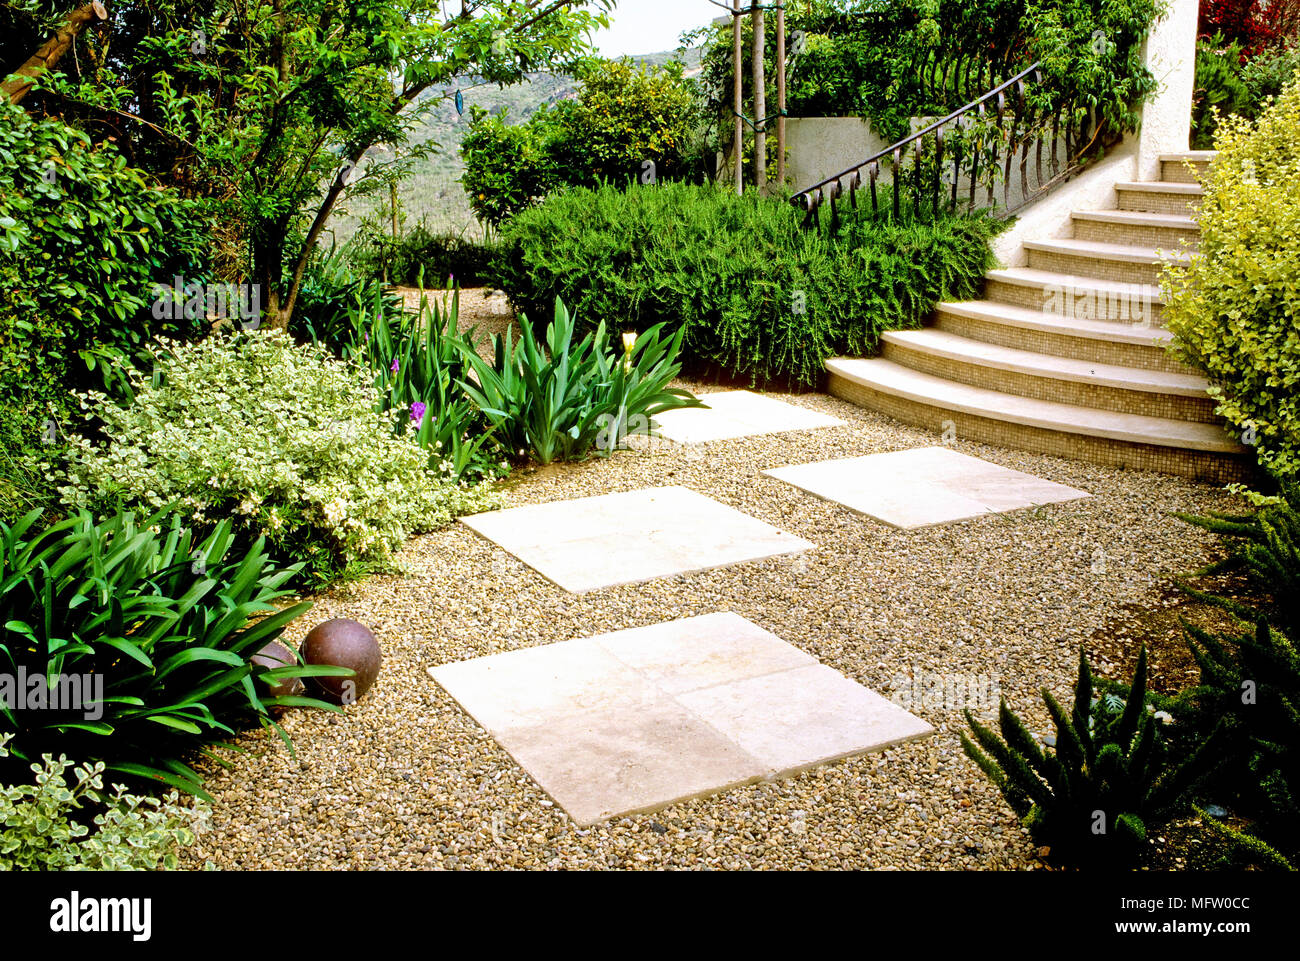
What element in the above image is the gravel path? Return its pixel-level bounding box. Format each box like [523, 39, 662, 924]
[183, 385, 1241, 870]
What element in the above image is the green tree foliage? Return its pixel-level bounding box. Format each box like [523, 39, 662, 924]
[461, 104, 562, 225]
[1191, 35, 1299, 148]
[1, 0, 612, 329]
[461, 57, 700, 224]
[688, 0, 1158, 164]
[0, 100, 210, 401]
[1192, 35, 1256, 147]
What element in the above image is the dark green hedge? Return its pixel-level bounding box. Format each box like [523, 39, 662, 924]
[495, 181, 1004, 389]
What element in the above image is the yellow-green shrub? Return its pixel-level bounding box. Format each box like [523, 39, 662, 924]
[1162, 80, 1300, 478]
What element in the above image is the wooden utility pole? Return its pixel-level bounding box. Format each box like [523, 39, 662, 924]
[776, 1, 786, 189]
[732, 0, 744, 195]
[751, 0, 766, 193]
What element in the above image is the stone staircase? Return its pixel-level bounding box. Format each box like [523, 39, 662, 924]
[826, 151, 1254, 483]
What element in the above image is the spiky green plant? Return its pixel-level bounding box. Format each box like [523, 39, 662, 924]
[1174, 479, 1300, 638]
[961, 646, 1224, 866]
[1171, 616, 1300, 870]
[0, 508, 348, 797]
[344, 282, 504, 481]
[456, 297, 704, 465]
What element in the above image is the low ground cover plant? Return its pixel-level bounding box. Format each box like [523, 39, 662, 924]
[56, 330, 502, 581]
[0, 734, 209, 870]
[496, 181, 1000, 388]
[0, 101, 212, 401]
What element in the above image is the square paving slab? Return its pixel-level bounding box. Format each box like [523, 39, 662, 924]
[460, 485, 813, 593]
[652, 390, 844, 443]
[428, 612, 934, 825]
[763, 446, 1090, 529]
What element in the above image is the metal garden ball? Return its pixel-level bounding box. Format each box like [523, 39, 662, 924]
[250, 640, 305, 716]
[299, 618, 382, 706]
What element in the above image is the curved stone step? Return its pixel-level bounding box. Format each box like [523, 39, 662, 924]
[1160, 151, 1216, 183]
[932, 299, 1189, 373]
[983, 267, 1165, 324]
[1116, 180, 1203, 215]
[825, 357, 1251, 482]
[1071, 209, 1200, 249]
[1025, 238, 1191, 286]
[880, 329, 1218, 422]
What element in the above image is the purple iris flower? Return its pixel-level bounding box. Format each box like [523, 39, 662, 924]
[391, 357, 400, 374]
[410, 402, 427, 427]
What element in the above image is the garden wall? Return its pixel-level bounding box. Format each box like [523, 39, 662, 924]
[785, 117, 889, 193]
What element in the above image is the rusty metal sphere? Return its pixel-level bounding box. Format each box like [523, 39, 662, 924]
[250, 640, 305, 717]
[299, 618, 381, 706]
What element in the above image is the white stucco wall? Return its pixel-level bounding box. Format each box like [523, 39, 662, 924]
[990, 143, 1138, 266]
[1136, 0, 1200, 182]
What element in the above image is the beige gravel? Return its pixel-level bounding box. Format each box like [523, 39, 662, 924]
[182, 383, 1241, 870]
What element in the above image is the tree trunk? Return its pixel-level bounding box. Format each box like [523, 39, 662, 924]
[2, 2, 108, 105]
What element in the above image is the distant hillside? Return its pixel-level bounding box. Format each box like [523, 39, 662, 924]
[331, 48, 702, 246]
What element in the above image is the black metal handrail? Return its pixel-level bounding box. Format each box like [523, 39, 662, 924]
[791, 58, 1100, 231]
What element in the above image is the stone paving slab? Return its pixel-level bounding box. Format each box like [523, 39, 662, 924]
[652, 390, 844, 444]
[428, 612, 934, 825]
[763, 446, 1091, 529]
[460, 486, 813, 593]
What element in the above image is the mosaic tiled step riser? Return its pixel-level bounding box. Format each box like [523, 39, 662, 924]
[879, 340, 1220, 423]
[828, 377, 1255, 485]
[429, 613, 934, 826]
[1026, 248, 1169, 287]
[1070, 217, 1200, 249]
[982, 277, 1167, 326]
[933, 312, 1187, 375]
[1160, 160, 1211, 183]
[1116, 188, 1201, 216]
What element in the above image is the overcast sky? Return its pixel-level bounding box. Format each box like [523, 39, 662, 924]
[590, 0, 720, 57]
